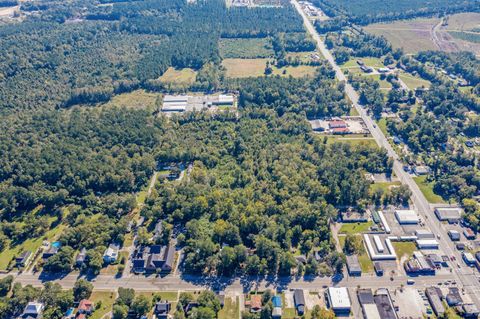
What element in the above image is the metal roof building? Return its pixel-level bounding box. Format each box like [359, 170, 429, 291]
[434, 207, 463, 222]
[162, 95, 190, 112]
[426, 287, 445, 317]
[374, 289, 397, 319]
[294, 289, 305, 315]
[416, 239, 439, 249]
[327, 287, 351, 314]
[395, 210, 419, 224]
[415, 229, 435, 239]
[346, 255, 362, 276]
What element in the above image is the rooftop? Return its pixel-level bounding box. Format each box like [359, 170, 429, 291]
[327, 287, 351, 309]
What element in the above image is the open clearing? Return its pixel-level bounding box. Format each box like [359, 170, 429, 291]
[392, 242, 416, 259]
[219, 296, 240, 319]
[219, 37, 273, 58]
[339, 221, 373, 234]
[159, 67, 197, 85]
[90, 291, 116, 319]
[413, 175, 447, 204]
[102, 89, 159, 110]
[222, 58, 317, 78]
[398, 73, 431, 90]
[364, 13, 480, 54]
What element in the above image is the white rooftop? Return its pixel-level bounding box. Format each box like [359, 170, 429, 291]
[363, 303, 381, 319]
[163, 95, 189, 102]
[327, 287, 351, 309]
[395, 210, 419, 223]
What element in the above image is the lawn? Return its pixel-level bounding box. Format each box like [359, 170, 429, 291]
[341, 57, 384, 68]
[358, 252, 374, 273]
[322, 135, 378, 148]
[218, 296, 240, 319]
[0, 221, 66, 271]
[398, 73, 431, 90]
[102, 89, 159, 110]
[339, 221, 373, 234]
[222, 58, 269, 78]
[365, 74, 392, 89]
[392, 242, 416, 259]
[159, 67, 197, 85]
[377, 118, 388, 136]
[369, 181, 401, 194]
[90, 291, 116, 319]
[219, 37, 273, 58]
[413, 175, 446, 204]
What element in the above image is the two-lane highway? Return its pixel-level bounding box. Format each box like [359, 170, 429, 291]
[291, 0, 480, 307]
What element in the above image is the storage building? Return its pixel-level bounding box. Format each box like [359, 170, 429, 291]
[416, 239, 439, 249]
[294, 289, 306, 315]
[327, 287, 351, 314]
[435, 207, 463, 223]
[415, 229, 435, 239]
[395, 210, 419, 224]
[448, 230, 460, 241]
[346, 255, 362, 276]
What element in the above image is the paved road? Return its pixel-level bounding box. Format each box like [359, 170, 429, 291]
[291, 0, 480, 307]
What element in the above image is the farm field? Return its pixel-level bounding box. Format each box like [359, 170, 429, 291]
[364, 13, 480, 54]
[222, 58, 317, 78]
[219, 37, 273, 58]
[159, 67, 197, 86]
[102, 89, 159, 110]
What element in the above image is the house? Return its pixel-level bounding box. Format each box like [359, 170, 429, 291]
[464, 228, 476, 240]
[153, 301, 171, 319]
[272, 296, 282, 319]
[294, 289, 306, 315]
[329, 119, 347, 129]
[356, 60, 365, 66]
[377, 67, 389, 73]
[327, 287, 350, 315]
[346, 255, 361, 276]
[103, 244, 120, 264]
[448, 230, 461, 241]
[247, 295, 262, 313]
[77, 300, 94, 315]
[434, 207, 463, 223]
[17, 302, 45, 319]
[42, 246, 59, 260]
[16, 251, 32, 268]
[76, 248, 87, 267]
[413, 166, 430, 176]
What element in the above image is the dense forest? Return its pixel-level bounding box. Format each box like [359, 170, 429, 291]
[310, 0, 480, 24]
[0, 0, 305, 111]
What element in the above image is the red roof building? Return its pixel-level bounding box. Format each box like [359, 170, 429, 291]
[77, 300, 94, 315]
[329, 120, 347, 129]
[332, 127, 349, 134]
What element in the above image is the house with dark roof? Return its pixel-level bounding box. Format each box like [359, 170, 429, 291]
[17, 302, 44, 319]
[153, 301, 171, 319]
[16, 251, 32, 268]
[294, 289, 306, 315]
[42, 246, 59, 260]
[132, 243, 175, 274]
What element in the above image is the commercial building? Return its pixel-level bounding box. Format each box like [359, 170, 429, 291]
[463, 252, 476, 265]
[346, 255, 362, 276]
[448, 230, 461, 241]
[374, 289, 397, 319]
[214, 94, 234, 106]
[415, 229, 435, 239]
[426, 287, 445, 317]
[395, 210, 419, 224]
[327, 287, 351, 314]
[404, 251, 435, 275]
[445, 287, 463, 306]
[416, 239, 439, 249]
[357, 289, 381, 319]
[435, 207, 463, 223]
[464, 228, 476, 240]
[132, 243, 175, 273]
[364, 234, 396, 260]
[462, 304, 480, 318]
[161, 95, 189, 112]
[378, 211, 391, 233]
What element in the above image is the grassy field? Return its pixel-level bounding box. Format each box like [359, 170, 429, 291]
[271, 65, 317, 78]
[377, 118, 388, 136]
[90, 291, 116, 319]
[413, 175, 446, 204]
[340, 57, 384, 68]
[222, 58, 269, 78]
[339, 221, 373, 235]
[320, 134, 378, 148]
[392, 242, 416, 259]
[365, 74, 392, 89]
[159, 67, 197, 85]
[0, 220, 66, 271]
[103, 89, 159, 110]
[222, 58, 317, 78]
[338, 235, 373, 273]
[369, 181, 401, 193]
[219, 38, 273, 58]
[398, 73, 431, 90]
[218, 296, 240, 319]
